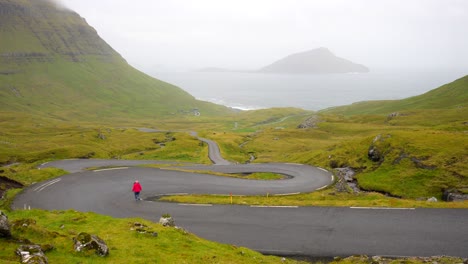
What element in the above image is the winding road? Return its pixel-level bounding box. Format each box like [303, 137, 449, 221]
[12, 136, 468, 258]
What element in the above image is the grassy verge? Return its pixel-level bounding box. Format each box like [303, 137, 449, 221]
[158, 191, 468, 208]
[158, 168, 285, 180]
[0, 209, 306, 264]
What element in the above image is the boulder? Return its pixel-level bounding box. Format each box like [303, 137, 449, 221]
[442, 189, 468, 202]
[73, 232, 109, 257]
[368, 146, 382, 162]
[427, 197, 438, 202]
[159, 216, 175, 227]
[0, 210, 11, 238]
[16, 244, 48, 264]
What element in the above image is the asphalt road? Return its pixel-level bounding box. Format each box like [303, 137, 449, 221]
[11, 138, 468, 258]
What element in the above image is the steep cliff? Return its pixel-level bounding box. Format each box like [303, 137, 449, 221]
[0, 0, 229, 120]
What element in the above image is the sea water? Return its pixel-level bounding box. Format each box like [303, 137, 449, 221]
[152, 69, 467, 111]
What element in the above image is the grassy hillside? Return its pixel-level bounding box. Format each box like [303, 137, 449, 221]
[0, 0, 230, 121]
[0, 209, 304, 264]
[322, 75, 468, 115]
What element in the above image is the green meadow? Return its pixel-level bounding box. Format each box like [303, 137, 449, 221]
[1, 0, 467, 262]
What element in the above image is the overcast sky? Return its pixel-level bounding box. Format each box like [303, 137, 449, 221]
[58, 0, 468, 73]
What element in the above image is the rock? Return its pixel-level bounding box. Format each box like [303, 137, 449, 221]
[16, 244, 48, 264]
[130, 222, 158, 237]
[371, 256, 382, 263]
[0, 210, 11, 238]
[297, 115, 320, 129]
[73, 232, 109, 257]
[442, 189, 468, 202]
[335, 167, 355, 182]
[368, 145, 382, 162]
[387, 112, 399, 119]
[159, 216, 175, 227]
[427, 197, 438, 202]
[334, 167, 361, 193]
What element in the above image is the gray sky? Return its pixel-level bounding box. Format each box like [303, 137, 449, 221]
[59, 0, 468, 72]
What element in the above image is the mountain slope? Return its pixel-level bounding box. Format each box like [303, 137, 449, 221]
[322, 75, 468, 115]
[259, 47, 369, 74]
[0, 0, 229, 121]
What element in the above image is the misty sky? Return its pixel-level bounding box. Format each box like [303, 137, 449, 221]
[58, 0, 468, 73]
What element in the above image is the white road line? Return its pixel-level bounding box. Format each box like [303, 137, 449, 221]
[33, 178, 61, 191]
[34, 178, 61, 192]
[93, 167, 129, 172]
[318, 167, 328, 172]
[331, 175, 334, 181]
[274, 192, 300, 196]
[250, 205, 299, 208]
[39, 162, 49, 169]
[178, 203, 213, 207]
[316, 185, 328, 190]
[350, 207, 416, 210]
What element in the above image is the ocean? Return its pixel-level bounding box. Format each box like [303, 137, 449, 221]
[152, 69, 467, 111]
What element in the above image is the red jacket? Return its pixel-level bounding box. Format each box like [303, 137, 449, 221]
[132, 181, 142, 192]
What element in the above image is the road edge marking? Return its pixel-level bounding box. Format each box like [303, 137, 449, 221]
[274, 192, 300, 196]
[93, 167, 129, 172]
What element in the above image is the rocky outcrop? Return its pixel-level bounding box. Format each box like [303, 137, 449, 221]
[297, 115, 320, 129]
[130, 222, 158, 237]
[334, 167, 361, 193]
[73, 232, 109, 257]
[443, 189, 468, 202]
[368, 134, 386, 162]
[367, 145, 382, 162]
[16, 244, 48, 264]
[0, 210, 11, 238]
[159, 215, 175, 227]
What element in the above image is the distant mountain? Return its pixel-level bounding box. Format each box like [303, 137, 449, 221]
[322, 75, 468, 115]
[0, 0, 230, 121]
[258, 47, 369, 74]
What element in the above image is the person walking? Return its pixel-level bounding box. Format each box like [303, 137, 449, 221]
[132, 180, 142, 201]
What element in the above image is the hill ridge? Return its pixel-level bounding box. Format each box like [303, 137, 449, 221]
[0, 0, 229, 120]
[322, 74, 468, 115]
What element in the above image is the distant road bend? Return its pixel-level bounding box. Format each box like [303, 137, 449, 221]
[12, 134, 468, 258]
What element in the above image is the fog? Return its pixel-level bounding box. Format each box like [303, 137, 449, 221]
[59, 0, 468, 73]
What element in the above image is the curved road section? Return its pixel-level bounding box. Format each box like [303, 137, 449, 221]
[12, 138, 468, 258]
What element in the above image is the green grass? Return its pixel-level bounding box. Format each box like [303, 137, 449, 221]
[1, 0, 467, 262]
[322, 75, 468, 115]
[0, 209, 306, 264]
[0, 0, 232, 121]
[0, 125, 211, 165]
[160, 168, 285, 180]
[159, 190, 468, 208]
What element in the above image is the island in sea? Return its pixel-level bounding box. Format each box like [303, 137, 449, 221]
[258, 47, 369, 74]
[197, 47, 369, 74]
